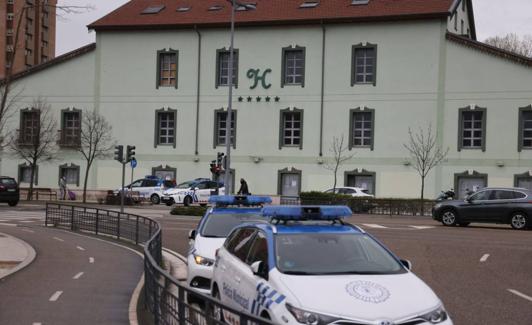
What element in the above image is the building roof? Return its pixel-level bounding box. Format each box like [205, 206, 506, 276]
[0, 43, 96, 85]
[446, 33, 532, 67]
[88, 0, 455, 31]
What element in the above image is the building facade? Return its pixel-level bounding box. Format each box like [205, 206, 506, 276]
[1, 0, 531, 199]
[0, 0, 57, 79]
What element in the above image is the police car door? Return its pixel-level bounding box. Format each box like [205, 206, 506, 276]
[242, 231, 270, 316]
[220, 227, 257, 311]
[140, 179, 158, 198]
[194, 181, 211, 203]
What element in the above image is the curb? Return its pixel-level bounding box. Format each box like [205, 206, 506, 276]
[0, 232, 37, 281]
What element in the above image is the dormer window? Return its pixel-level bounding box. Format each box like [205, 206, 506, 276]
[177, 7, 191, 12]
[209, 5, 223, 11]
[299, 1, 319, 8]
[351, 0, 369, 5]
[141, 5, 165, 14]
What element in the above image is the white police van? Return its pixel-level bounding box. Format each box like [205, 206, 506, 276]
[211, 206, 453, 325]
[161, 178, 225, 206]
[186, 195, 272, 301]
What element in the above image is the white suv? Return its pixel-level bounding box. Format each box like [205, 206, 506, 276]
[115, 176, 174, 204]
[161, 179, 224, 206]
[324, 186, 374, 197]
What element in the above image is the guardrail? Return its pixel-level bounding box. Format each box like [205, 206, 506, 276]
[45, 203, 271, 325]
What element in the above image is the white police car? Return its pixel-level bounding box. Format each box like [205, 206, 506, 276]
[211, 206, 452, 325]
[115, 176, 174, 204]
[186, 195, 272, 301]
[161, 178, 225, 206]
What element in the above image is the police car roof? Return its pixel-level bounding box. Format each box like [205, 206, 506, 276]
[210, 207, 263, 214]
[261, 205, 352, 220]
[250, 222, 363, 235]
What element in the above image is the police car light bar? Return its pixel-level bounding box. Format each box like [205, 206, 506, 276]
[209, 195, 272, 206]
[261, 205, 353, 221]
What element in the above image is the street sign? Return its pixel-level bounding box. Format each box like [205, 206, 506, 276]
[131, 158, 137, 169]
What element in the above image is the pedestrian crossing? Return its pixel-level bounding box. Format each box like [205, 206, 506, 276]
[0, 210, 45, 226]
[361, 223, 435, 230]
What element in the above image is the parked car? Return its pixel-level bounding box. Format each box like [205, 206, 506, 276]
[211, 205, 452, 324]
[432, 187, 532, 230]
[0, 176, 20, 206]
[114, 175, 175, 204]
[324, 186, 374, 197]
[161, 178, 224, 206]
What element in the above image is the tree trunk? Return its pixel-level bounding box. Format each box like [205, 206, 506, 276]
[28, 165, 35, 201]
[333, 166, 338, 191]
[82, 162, 91, 203]
[420, 176, 425, 216]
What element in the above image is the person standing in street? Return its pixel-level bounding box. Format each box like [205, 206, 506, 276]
[237, 178, 250, 195]
[59, 176, 67, 200]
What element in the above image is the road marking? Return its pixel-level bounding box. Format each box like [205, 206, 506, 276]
[362, 223, 388, 229]
[21, 228, 35, 233]
[408, 225, 435, 230]
[76, 246, 85, 251]
[73, 272, 84, 280]
[480, 254, 490, 262]
[49, 291, 63, 302]
[20, 220, 36, 223]
[508, 289, 532, 303]
[89, 257, 95, 263]
[53, 237, 64, 242]
[0, 223, 16, 226]
[32, 323, 42, 325]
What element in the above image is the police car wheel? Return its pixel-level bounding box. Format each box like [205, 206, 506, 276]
[150, 194, 160, 205]
[184, 196, 192, 207]
[212, 288, 225, 322]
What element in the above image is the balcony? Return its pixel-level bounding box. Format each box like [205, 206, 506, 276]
[57, 129, 81, 148]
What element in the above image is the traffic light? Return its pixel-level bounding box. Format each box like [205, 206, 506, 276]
[114, 145, 123, 162]
[217, 152, 225, 169]
[126, 145, 136, 163]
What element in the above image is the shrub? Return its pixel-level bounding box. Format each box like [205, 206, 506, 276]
[170, 206, 208, 216]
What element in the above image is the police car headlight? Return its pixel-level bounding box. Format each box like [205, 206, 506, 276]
[286, 303, 338, 325]
[421, 306, 448, 324]
[194, 255, 214, 266]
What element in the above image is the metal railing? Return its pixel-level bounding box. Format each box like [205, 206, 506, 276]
[45, 203, 272, 325]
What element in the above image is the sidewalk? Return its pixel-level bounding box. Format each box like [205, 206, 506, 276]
[0, 232, 36, 280]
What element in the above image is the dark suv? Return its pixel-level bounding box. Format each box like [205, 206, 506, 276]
[0, 176, 20, 206]
[432, 187, 532, 230]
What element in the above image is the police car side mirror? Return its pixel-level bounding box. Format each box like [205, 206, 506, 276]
[251, 261, 268, 279]
[400, 259, 412, 270]
[188, 229, 197, 240]
[194, 187, 199, 191]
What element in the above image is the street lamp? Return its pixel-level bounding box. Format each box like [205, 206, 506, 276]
[224, 0, 255, 194]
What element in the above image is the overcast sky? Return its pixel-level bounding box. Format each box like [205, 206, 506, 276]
[56, 0, 532, 55]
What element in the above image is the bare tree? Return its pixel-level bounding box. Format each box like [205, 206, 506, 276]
[403, 125, 449, 213]
[484, 33, 532, 58]
[324, 135, 355, 191]
[78, 110, 114, 203]
[0, 2, 92, 151]
[8, 98, 57, 200]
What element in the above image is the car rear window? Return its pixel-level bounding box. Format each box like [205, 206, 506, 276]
[0, 178, 16, 185]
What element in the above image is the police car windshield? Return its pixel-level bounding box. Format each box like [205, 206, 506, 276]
[275, 233, 405, 275]
[201, 214, 263, 238]
[176, 181, 197, 189]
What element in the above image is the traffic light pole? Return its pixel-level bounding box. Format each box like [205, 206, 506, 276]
[120, 161, 126, 214]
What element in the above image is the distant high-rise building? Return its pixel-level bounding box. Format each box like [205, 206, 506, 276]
[1, 0, 57, 79]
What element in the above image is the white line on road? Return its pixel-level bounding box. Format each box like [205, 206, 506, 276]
[0, 223, 16, 227]
[73, 272, 84, 280]
[362, 223, 388, 229]
[53, 237, 64, 242]
[49, 291, 63, 302]
[20, 220, 36, 223]
[508, 289, 532, 303]
[21, 228, 35, 233]
[76, 246, 85, 251]
[89, 257, 94, 263]
[408, 225, 435, 230]
[32, 323, 42, 325]
[480, 254, 490, 262]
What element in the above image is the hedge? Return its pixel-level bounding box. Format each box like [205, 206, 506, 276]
[170, 206, 208, 216]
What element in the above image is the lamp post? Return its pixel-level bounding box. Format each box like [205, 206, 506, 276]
[224, 0, 255, 194]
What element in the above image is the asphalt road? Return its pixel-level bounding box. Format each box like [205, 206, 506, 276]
[0, 208, 144, 325]
[155, 210, 532, 325]
[3, 203, 532, 325]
